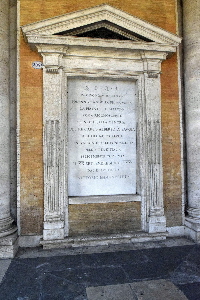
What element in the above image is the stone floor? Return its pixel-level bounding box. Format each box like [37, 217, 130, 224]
[0, 237, 200, 300]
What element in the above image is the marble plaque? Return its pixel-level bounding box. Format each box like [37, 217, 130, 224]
[68, 78, 137, 196]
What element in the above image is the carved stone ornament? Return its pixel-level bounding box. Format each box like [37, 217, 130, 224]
[22, 4, 181, 45]
[21, 5, 181, 244]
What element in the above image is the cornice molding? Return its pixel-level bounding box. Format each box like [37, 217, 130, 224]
[25, 35, 178, 56]
[22, 4, 181, 47]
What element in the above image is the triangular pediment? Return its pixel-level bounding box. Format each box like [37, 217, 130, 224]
[55, 20, 153, 42]
[22, 4, 181, 45]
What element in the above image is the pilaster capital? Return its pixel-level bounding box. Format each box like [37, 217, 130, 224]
[140, 50, 168, 76]
[35, 44, 68, 73]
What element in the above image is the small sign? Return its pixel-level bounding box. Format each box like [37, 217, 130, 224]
[32, 61, 43, 69]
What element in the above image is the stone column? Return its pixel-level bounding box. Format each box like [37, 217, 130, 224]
[0, 0, 18, 258]
[183, 0, 200, 241]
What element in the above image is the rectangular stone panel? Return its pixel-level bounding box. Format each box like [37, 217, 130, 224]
[68, 77, 137, 196]
[69, 202, 141, 236]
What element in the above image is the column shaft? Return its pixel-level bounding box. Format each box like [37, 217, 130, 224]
[0, 0, 17, 246]
[183, 0, 200, 241]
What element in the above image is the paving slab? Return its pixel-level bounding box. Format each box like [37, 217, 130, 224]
[171, 245, 200, 285]
[86, 283, 136, 300]
[130, 279, 188, 300]
[0, 259, 11, 283]
[177, 282, 200, 300]
[87, 280, 188, 300]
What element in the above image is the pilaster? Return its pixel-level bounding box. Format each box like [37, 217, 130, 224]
[142, 52, 167, 234]
[37, 45, 67, 241]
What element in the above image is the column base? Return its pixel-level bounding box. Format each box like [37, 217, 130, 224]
[185, 217, 200, 243]
[0, 217, 17, 238]
[0, 232, 18, 259]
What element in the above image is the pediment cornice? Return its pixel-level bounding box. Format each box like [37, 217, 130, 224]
[22, 4, 181, 47]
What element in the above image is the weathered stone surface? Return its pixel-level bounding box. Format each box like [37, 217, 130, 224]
[9, 0, 17, 221]
[86, 280, 188, 300]
[19, 0, 182, 238]
[161, 55, 183, 227]
[0, 233, 18, 259]
[22, 6, 177, 240]
[183, 0, 200, 241]
[69, 202, 141, 236]
[68, 78, 137, 196]
[0, 242, 196, 299]
[0, 0, 17, 256]
[0, 0, 12, 229]
[86, 283, 135, 300]
[0, 259, 11, 283]
[130, 280, 188, 300]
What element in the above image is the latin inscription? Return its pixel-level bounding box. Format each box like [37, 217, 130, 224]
[68, 78, 137, 196]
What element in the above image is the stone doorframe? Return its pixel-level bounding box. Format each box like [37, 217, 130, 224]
[22, 4, 181, 243]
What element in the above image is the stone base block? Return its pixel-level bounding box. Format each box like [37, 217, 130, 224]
[43, 221, 65, 241]
[0, 232, 18, 259]
[166, 226, 185, 237]
[185, 217, 200, 242]
[148, 215, 166, 233]
[18, 235, 42, 247]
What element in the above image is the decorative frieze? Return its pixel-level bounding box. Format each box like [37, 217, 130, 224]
[148, 73, 159, 78]
[46, 67, 60, 74]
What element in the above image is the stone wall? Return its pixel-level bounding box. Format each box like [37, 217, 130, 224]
[19, 0, 183, 235]
[161, 55, 183, 227]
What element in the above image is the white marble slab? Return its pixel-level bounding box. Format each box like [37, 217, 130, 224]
[68, 77, 136, 196]
[86, 280, 188, 300]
